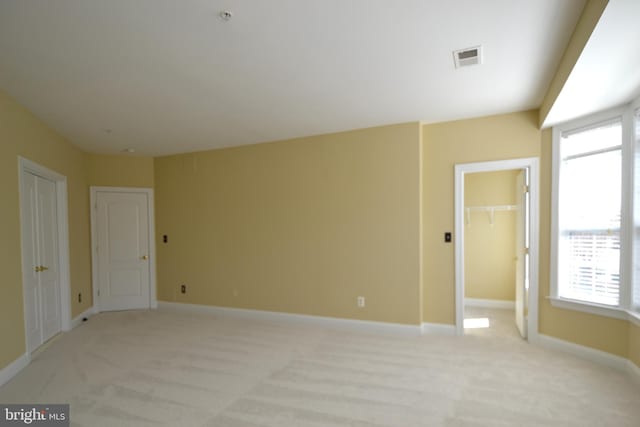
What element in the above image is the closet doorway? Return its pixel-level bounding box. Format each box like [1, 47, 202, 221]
[19, 157, 72, 354]
[454, 158, 539, 340]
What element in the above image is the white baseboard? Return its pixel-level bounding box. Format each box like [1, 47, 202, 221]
[465, 298, 515, 309]
[421, 322, 456, 336]
[158, 301, 422, 336]
[71, 306, 96, 329]
[0, 353, 29, 387]
[533, 334, 630, 372]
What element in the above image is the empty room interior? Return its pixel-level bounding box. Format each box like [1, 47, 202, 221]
[1, 0, 640, 426]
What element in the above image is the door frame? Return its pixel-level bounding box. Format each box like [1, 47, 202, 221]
[18, 157, 72, 345]
[90, 186, 157, 313]
[454, 157, 540, 339]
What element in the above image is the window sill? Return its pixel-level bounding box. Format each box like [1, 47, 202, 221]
[548, 296, 628, 320]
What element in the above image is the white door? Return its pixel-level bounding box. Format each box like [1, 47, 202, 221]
[22, 172, 61, 352]
[515, 169, 529, 339]
[95, 191, 151, 311]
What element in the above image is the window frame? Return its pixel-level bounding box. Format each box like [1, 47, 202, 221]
[551, 105, 633, 321]
[632, 98, 640, 321]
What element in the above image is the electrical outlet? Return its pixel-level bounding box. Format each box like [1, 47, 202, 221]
[357, 296, 365, 308]
[180, 284, 186, 294]
[78, 293, 82, 303]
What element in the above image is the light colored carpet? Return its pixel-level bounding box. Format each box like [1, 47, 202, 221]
[0, 308, 639, 427]
[464, 306, 521, 339]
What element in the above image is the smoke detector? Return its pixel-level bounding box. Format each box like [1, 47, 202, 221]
[453, 46, 482, 68]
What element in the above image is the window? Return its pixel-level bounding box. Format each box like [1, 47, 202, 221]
[551, 103, 640, 320]
[558, 120, 622, 306]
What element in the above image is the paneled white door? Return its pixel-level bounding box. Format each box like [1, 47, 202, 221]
[22, 172, 61, 352]
[95, 191, 151, 311]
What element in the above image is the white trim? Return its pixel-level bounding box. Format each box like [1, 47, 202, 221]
[465, 298, 515, 310]
[420, 322, 456, 336]
[621, 106, 634, 317]
[18, 157, 72, 342]
[454, 157, 540, 341]
[418, 126, 424, 330]
[71, 306, 96, 329]
[90, 187, 157, 313]
[158, 302, 422, 336]
[546, 298, 640, 325]
[533, 333, 629, 372]
[148, 190, 158, 309]
[628, 311, 640, 327]
[0, 353, 29, 388]
[548, 296, 628, 320]
[550, 126, 561, 306]
[551, 106, 634, 312]
[553, 105, 627, 137]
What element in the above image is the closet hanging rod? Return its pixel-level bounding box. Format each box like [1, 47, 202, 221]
[465, 204, 518, 212]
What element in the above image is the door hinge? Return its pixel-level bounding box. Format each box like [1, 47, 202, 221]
[524, 247, 530, 255]
[522, 185, 529, 194]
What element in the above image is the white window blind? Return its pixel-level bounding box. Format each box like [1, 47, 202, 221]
[559, 120, 622, 306]
[564, 229, 620, 305]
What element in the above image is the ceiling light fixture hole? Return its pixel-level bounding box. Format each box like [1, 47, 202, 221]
[219, 10, 233, 21]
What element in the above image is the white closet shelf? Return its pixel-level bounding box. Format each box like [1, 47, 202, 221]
[465, 204, 518, 226]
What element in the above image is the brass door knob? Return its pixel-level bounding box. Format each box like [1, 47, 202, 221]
[34, 266, 41, 272]
[41, 266, 49, 271]
[141, 255, 148, 260]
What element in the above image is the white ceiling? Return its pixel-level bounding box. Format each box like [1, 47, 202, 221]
[542, 0, 640, 127]
[0, 0, 585, 156]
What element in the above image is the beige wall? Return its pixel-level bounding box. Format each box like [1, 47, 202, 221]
[0, 0, 635, 373]
[155, 123, 422, 324]
[422, 110, 541, 324]
[536, 0, 635, 363]
[0, 90, 92, 369]
[630, 323, 640, 368]
[421, 112, 632, 360]
[86, 153, 154, 188]
[464, 170, 518, 301]
[0, 91, 155, 372]
[0, 92, 637, 371]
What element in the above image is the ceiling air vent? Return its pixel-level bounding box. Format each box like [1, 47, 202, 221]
[453, 46, 482, 68]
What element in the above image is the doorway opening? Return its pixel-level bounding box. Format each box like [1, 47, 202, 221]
[454, 158, 539, 340]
